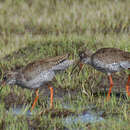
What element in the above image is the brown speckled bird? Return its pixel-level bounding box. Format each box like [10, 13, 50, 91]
[1, 54, 74, 111]
[74, 48, 130, 100]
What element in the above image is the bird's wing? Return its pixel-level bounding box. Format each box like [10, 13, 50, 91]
[120, 61, 130, 69]
[92, 48, 130, 64]
[21, 54, 69, 80]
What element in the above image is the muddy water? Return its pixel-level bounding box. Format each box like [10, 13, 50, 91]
[62, 111, 104, 129]
[8, 106, 32, 116]
[9, 105, 104, 130]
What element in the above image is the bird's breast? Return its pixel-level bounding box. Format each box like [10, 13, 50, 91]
[92, 59, 123, 73]
[18, 70, 55, 89]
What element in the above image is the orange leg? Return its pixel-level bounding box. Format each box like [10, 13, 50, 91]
[126, 74, 130, 96]
[31, 89, 39, 112]
[48, 86, 53, 109]
[107, 75, 114, 101]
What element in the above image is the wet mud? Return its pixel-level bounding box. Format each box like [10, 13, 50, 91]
[40, 108, 75, 118]
[4, 91, 29, 109]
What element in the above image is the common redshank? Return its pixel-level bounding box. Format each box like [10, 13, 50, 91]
[1, 54, 74, 111]
[74, 48, 130, 100]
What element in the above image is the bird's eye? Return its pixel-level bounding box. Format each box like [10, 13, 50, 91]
[79, 52, 84, 58]
[3, 76, 7, 81]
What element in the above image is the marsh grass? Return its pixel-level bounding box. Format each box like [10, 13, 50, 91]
[0, 0, 130, 129]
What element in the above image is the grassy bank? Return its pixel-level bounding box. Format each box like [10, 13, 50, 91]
[0, 0, 130, 129]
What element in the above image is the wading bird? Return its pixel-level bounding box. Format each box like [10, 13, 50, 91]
[1, 54, 74, 111]
[73, 48, 130, 100]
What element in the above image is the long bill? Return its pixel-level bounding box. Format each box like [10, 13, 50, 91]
[0, 68, 5, 92]
[0, 81, 5, 92]
[71, 59, 83, 75]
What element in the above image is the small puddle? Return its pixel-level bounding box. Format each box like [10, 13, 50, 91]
[8, 106, 32, 116]
[62, 111, 104, 128]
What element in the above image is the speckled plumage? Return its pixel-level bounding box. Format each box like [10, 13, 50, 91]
[1, 54, 75, 111]
[3, 54, 74, 89]
[79, 47, 130, 99]
[80, 48, 130, 74]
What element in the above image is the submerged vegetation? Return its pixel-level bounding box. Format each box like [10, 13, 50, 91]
[0, 0, 130, 129]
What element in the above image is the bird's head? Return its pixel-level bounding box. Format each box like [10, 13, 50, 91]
[1, 72, 18, 86]
[79, 48, 92, 60]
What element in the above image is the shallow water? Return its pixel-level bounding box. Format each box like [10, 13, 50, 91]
[9, 105, 104, 130]
[8, 106, 32, 116]
[62, 111, 104, 126]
